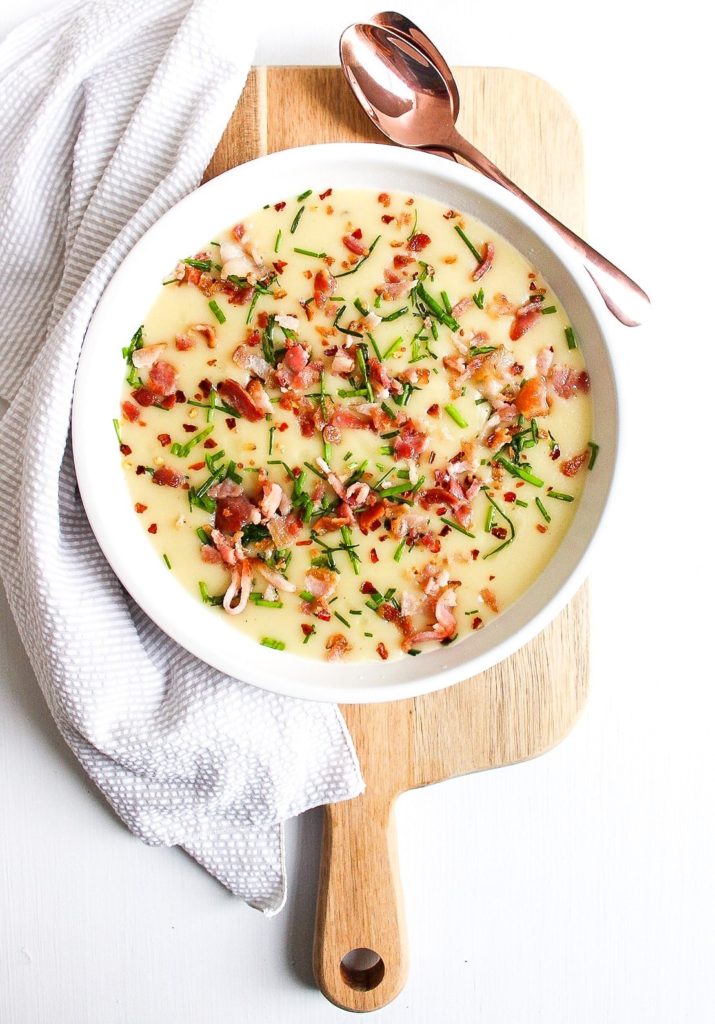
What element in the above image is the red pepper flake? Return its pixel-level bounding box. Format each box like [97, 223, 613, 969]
[256, 311, 269, 329]
[183, 423, 197, 433]
[376, 642, 389, 661]
[406, 197, 415, 205]
[488, 575, 495, 581]
[204, 438, 218, 449]
[471, 549, 480, 560]
[407, 232, 431, 252]
[315, 607, 331, 622]
[198, 378, 211, 396]
[550, 446, 561, 461]
[472, 617, 483, 630]
[491, 526, 508, 540]
[119, 443, 131, 455]
[369, 548, 379, 564]
[511, 363, 524, 375]
[296, 539, 312, 546]
[189, 461, 204, 470]
[381, 214, 395, 224]
[353, 228, 363, 239]
[273, 260, 287, 274]
[278, 422, 289, 432]
[207, 358, 217, 367]
[274, 201, 286, 211]
[503, 491, 516, 503]
[134, 503, 147, 513]
[427, 403, 440, 417]
[225, 417, 236, 430]
[516, 481, 525, 488]
[536, 524, 548, 534]
[301, 623, 314, 637]
[135, 466, 146, 476]
[157, 433, 171, 448]
[439, 524, 450, 537]
[175, 390, 186, 403]
[319, 188, 332, 200]
[377, 192, 390, 206]
[360, 581, 377, 595]
[437, 506, 448, 517]
[148, 523, 157, 534]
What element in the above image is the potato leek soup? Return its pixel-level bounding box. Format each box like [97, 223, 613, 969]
[116, 187, 596, 663]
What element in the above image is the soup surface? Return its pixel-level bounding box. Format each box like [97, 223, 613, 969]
[117, 187, 595, 662]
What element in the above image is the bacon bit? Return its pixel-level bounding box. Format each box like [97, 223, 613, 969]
[472, 617, 483, 629]
[370, 548, 379, 564]
[319, 188, 333, 200]
[561, 450, 589, 477]
[131, 341, 167, 368]
[313, 267, 336, 309]
[504, 492, 517, 503]
[515, 376, 549, 418]
[305, 568, 338, 600]
[273, 260, 288, 274]
[232, 223, 246, 240]
[393, 253, 414, 268]
[225, 280, 254, 305]
[360, 581, 377, 595]
[274, 201, 286, 211]
[189, 461, 204, 470]
[378, 192, 391, 207]
[153, 466, 186, 488]
[134, 502, 147, 513]
[407, 232, 431, 252]
[121, 400, 140, 422]
[480, 588, 499, 613]
[393, 419, 428, 460]
[216, 493, 260, 534]
[427, 403, 440, 418]
[510, 299, 543, 340]
[157, 433, 171, 448]
[314, 607, 331, 622]
[549, 364, 590, 399]
[191, 323, 216, 349]
[343, 231, 368, 256]
[217, 378, 264, 422]
[376, 642, 389, 661]
[119, 443, 131, 456]
[148, 523, 157, 534]
[146, 360, 177, 397]
[175, 334, 195, 351]
[200, 545, 222, 564]
[420, 533, 441, 553]
[301, 623, 314, 637]
[381, 215, 395, 224]
[472, 241, 494, 282]
[443, 255, 457, 265]
[443, 209, 459, 219]
[326, 633, 351, 661]
[357, 502, 386, 533]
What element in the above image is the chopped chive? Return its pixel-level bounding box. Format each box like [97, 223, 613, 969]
[407, 649, 421, 656]
[380, 429, 399, 439]
[199, 581, 223, 606]
[481, 488, 516, 559]
[356, 344, 373, 403]
[246, 288, 260, 324]
[440, 517, 476, 538]
[364, 632, 374, 638]
[407, 209, 418, 240]
[515, 498, 529, 508]
[250, 595, 284, 609]
[343, 450, 353, 462]
[293, 246, 326, 258]
[440, 290, 452, 314]
[380, 401, 397, 421]
[363, 332, 381, 362]
[334, 611, 351, 629]
[380, 480, 419, 499]
[175, 424, 214, 457]
[268, 424, 275, 456]
[535, 497, 551, 522]
[334, 235, 381, 278]
[565, 326, 577, 350]
[444, 403, 468, 429]
[304, 461, 327, 480]
[112, 418, 122, 444]
[415, 283, 459, 331]
[454, 224, 483, 263]
[494, 452, 543, 487]
[183, 257, 212, 271]
[394, 537, 407, 562]
[297, 188, 312, 201]
[302, 624, 315, 644]
[290, 206, 305, 233]
[162, 554, 172, 569]
[208, 299, 226, 324]
[260, 637, 286, 651]
[299, 589, 313, 602]
[474, 288, 485, 309]
[382, 335, 403, 359]
[484, 504, 495, 532]
[274, 229, 282, 253]
[340, 525, 360, 575]
[349, 609, 362, 616]
[381, 306, 408, 323]
[196, 527, 210, 545]
[541, 305, 557, 314]
[354, 297, 369, 317]
[587, 441, 599, 469]
[547, 490, 574, 502]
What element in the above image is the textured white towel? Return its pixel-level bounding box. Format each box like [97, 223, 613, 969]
[0, 0, 363, 915]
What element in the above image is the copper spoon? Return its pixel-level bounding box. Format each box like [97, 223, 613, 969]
[340, 22, 650, 327]
[370, 11, 460, 118]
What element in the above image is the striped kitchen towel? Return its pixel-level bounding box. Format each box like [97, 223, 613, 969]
[0, 0, 362, 914]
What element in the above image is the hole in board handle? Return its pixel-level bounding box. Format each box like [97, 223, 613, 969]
[339, 947, 386, 991]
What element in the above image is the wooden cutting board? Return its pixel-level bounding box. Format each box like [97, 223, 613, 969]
[204, 66, 589, 1012]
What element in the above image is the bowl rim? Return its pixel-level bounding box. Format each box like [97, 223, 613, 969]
[72, 141, 621, 704]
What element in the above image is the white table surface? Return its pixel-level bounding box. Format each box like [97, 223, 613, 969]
[1, 2, 712, 1021]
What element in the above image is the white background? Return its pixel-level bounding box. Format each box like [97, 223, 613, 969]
[1, 1, 712, 1022]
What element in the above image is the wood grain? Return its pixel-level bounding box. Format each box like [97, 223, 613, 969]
[205, 66, 589, 1013]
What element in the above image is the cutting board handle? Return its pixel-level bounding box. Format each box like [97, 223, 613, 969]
[313, 791, 407, 1012]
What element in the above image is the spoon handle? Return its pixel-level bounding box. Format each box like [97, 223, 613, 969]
[445, 129, 650, 327]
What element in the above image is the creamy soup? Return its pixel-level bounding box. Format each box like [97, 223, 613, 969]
[116, 187, 595, 663]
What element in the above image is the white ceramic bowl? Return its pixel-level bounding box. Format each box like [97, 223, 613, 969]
[72, 143, 619, 704]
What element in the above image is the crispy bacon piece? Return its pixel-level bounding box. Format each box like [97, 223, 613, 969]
[255, 562, 296, 593]
[246, 378, 272, 415]
[451, 296, 474, 317]
[131, 342, 167, 368]
[152, 466, 186, 488]
[313, 267, 336, 309]
[407, 232, 431, 252]
[560, 450, 589, 477]
[548, 364, 590, 399]
[376, 642, 389, 660]
[325, 633, 351, 661]
[510, 299, 543, 341]
[217, 378, 265, 422]
[147, 360, 177, 396]
[175, 334, 195, 351]
[191, 323, 216, 349]
[122, 400, 140, 422]
[515, 377, 549, 418]
[223, 560, 252, 616]
[480, 587, 499, 613]
[393, 253, 414, 268]
[215, 493, 261, 534]
[472, 241, 494, 282]
[419, 487, 463, 511]
[343, 231, 368, 256]
[201, 545, 223, 564]
[393, 419, 428, 461]
[357, 501, 386, 533]
[283, 345, 309, 373]
[305, 568, 338, 600]
[232, 346, 271, 380]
